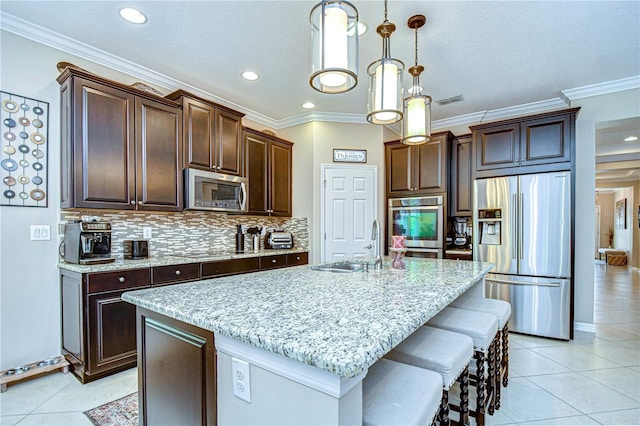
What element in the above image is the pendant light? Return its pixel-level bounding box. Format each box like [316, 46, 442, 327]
[401, 15, 431, 145]
[366, 0, 404, 125]
[310, 1, 359, 94]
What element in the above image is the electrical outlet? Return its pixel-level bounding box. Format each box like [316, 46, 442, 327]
[232, 357, 251, 403]
[30, 225, 51, 241]
[143, 227, 152, 239]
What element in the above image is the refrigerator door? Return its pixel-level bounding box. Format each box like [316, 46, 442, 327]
[518, 172, 571, 278]
[485, 273, 571, 340]
[474, 176, 518, 275]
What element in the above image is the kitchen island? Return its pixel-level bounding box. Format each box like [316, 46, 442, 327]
[123, 258, 493, 425]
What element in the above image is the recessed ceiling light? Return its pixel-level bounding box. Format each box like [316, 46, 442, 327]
[119, 7, 147, 24]
[624, 136, 638, 142]
[302, 102, 315, 109]
[241, 71, 259, 81]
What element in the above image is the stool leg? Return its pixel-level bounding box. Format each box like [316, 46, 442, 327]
[439, 389, 451, 426]
[494, 334, 501, 410]
[459, 366, 469, 426]
[475, 350, 485, 426]
[487, 339, 496, 415]
[502, 323, 509, 388]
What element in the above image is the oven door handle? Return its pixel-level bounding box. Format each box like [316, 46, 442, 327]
[389, 206, 441, 212]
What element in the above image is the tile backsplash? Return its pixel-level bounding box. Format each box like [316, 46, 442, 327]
[60, 210, 308, 258]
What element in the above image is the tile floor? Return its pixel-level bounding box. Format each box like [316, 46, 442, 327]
[0, 263, 638, 425]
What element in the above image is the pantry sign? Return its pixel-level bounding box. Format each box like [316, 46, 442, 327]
[333, 149, 367, 163]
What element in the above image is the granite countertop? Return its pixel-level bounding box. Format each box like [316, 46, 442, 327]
[122, 258, 494, 378]
[57, 248, 308, 273]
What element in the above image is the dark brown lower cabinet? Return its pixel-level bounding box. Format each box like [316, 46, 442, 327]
[137, 308, 216, 426]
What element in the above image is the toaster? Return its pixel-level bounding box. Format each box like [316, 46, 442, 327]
[264, 231, 293, 249]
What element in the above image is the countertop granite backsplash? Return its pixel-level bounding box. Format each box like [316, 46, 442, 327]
[60, 209, 308, 259]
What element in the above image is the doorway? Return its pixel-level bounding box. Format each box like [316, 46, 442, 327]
[320, 164, 378, 263]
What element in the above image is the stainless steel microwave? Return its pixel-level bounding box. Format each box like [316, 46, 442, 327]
[184, 168, 248, 213]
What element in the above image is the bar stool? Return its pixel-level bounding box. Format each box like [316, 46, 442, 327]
[427, 307, 499, 426]
[363, 358, 443, 426]
[450, 296, 512, 408]
[385, 326, 474, 426]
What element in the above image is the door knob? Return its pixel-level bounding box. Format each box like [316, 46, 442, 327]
[364, 244, 373, 249]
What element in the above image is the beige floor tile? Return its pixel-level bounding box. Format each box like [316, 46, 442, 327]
[530, 345, 624, 371]
[509, 348, 572, 376]
[577, 340, 640, 367]
[588, 408, 640, 425]
[580, 367, 640, 401]
[527, 372, 639, 414]
[509, 334, 566, 349]
[0, 372, 74, 416]
[9, 412, 92, 425]
[497, 377, 581, 422]
[0, 415, 25, 426]
[520, 414, 600, 425]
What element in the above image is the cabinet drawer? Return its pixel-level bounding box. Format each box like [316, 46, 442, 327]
[201, 257, 260, 278]
[87, 268, 150, 294]
[261, 254, 287, 270]
[152, 263, 200, 285]
[286, 252, 308, 266]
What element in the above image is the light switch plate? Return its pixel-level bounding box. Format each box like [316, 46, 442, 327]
[143, 227, 152, 239]
[30, 225, 51, 241]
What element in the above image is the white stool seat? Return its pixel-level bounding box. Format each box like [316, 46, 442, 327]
[386, 326, 473, 389]
[427, 307, 499, 351]
[363, 358, 443, 426]
[450, 298, 511, 328]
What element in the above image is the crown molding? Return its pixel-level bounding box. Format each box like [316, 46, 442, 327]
[432, 111, 488, 131]
[276, 111, 367, 129]
[482, 98, 569, 122]
[561, 76, 640, 101]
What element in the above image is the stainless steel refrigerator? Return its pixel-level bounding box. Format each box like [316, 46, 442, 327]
[473, 171, 572, 340]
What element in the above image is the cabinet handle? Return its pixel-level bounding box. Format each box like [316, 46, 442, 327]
[271, 259, 277, 263]
[175, 270, 181, 276]
[138, 201, 142, 205]
[130, 201, 135, 205]
[118, 277, 125, 283]
[296, 256, 300, 260]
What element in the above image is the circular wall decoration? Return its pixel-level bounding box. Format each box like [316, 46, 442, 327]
[1, 159, 18, 171]
[30, 133, 46, 145]
[2, 91, 48, 207]
[30, 189, 45, 201]
[2, 100, 19, 113]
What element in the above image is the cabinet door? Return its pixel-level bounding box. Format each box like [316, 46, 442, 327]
[135, 98, 183, 211]
[88, 290, 138, 375]
[475, 123, 520, 171]
[450, 135, 472, 216]
[415, 134, 448, 194]
[270, 140, 292, 217]
[244, 131, 270, 215]
[183, 97, 215, 169]
[215, 109, 243, 176]
[521, 114, 571, 166]
[72, 78, 135, 209]
[385, 143, 413, 196]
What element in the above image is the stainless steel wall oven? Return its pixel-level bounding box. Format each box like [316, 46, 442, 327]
[388, 196, 444, 258]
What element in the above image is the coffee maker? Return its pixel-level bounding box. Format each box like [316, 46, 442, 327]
[64, 221, 115, 264]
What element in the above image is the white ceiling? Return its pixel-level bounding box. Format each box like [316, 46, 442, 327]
[1, 0, 639, 128]
[1, 0, 639, 184]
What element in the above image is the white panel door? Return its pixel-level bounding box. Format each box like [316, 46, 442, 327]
[322, 165, 377, 262]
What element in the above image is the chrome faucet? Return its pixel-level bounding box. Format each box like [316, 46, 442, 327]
[371, 219, 383, 270]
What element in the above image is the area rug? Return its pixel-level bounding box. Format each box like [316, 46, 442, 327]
[84, 392, 138, 426]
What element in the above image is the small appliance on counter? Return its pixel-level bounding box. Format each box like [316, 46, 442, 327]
[264, 230, 293, 249]
[246, 226, 263, 251]
[63, 221, 115, 265]
[124, 240, 149, 259]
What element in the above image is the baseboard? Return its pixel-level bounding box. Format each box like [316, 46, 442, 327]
[574, 322, 597, 333]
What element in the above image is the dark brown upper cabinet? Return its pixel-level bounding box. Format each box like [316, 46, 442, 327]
[166, 90, 244, 176]
[472, 108, 579, 178]
[450, 134, 473, 216]
[58, 67, 182, 211]
[243, 128, 293, 217]
[384, 131, 453, 198]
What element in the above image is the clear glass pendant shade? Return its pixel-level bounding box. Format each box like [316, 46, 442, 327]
[402, 16, 431, 145]
[310, 1, 359, 94]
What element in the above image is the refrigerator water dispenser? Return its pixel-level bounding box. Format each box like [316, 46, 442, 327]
[478, 209, 502, 245]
